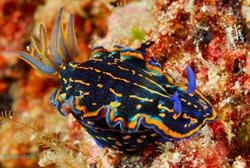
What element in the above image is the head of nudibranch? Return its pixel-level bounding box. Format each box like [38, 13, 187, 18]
[159, 65, 217, 140]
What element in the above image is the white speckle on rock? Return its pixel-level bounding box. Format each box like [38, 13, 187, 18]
[233, 81, 241, 90]
[232, 156, 247, 168]
[219, 97, 232, 108]
[172, 152, 181, 163]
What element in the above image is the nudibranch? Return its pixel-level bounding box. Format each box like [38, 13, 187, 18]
[19, 8, 217, 152]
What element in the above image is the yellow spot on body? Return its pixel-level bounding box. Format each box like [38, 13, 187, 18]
[75, 80, 90, 86]
[183, 113, 198, 127]
[194, 105, 198, 108]
[69, 78, 91, 86]
[112, 145, 118, 149]
[66, 85, 72, 91]
[172, 113, 181, 120]
[63, 78, 67, 83]
[79, 92, 90, 98]
[69, 62, 78, 68]
[117, 65, 130, 71]
[187, 102, 192, 105]
[94, 69, 101, 73]
[157, 104, 173, 112]
[159, 113, 166, 118]
[96, 136, 101, 140]
[122, 135, 131, 140]
[203, 106, 208, 110]
[132, 70, 136, 75]
[74, 66, 94, 71]
[92, 103, 97, 106]
[136, 104, 142, 109]
[109, 88, 123, 97]
[151, 133, 157, 137]
[101, 137, 106, 141]
[62, 66, 66, 70]
[87, 121, 94, 125]
[189, 93, 194, 96]
[107, 137, 116, 140]
[181, 98, 187, 102]
[199, 99, 207, 105]
[138, 74, 166, 93]
[129, 95, 153, 102]
[142, 69, 153, 76]
[103, 72, 130, 83]
[107, 62, 117, 65]
[137, 139, 144, 143]
[140, 135, 147, 139]
[91, 58, 103, 62]
[97, 84, 103, 88]
[115, 141, 122, 146]
[134, 83, 169, 98]
[110, 102, 121, 108]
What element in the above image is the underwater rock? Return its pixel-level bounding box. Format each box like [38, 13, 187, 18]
[237, 115, 250, 152]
